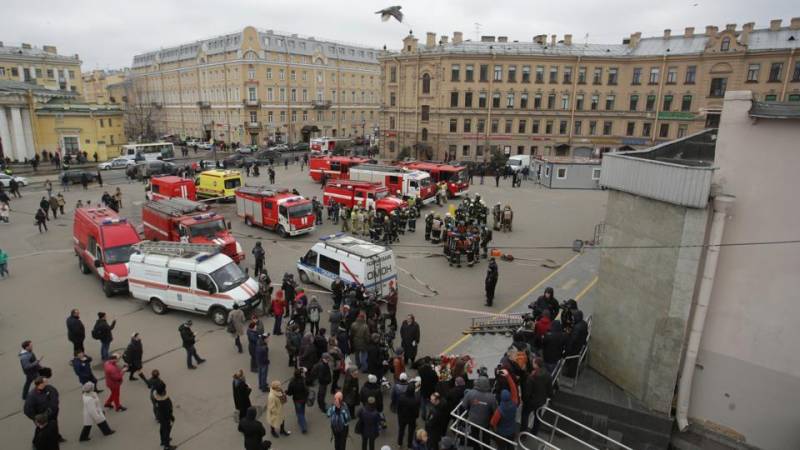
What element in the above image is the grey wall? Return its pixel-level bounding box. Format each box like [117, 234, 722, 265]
[592, 190, 708, 415]
[532, 160, 601, 189]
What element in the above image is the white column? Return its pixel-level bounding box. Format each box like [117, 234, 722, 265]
[21, 108, 36, 160]
[0, 108, 13, 161]
[9, 107, 28, 162]
[64, 68, 71, 91]
[17, 66, 24, 82]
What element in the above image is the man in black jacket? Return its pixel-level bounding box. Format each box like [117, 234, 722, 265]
[485, 258, 499, 306]
[154, 387, 176, 450]
[530, 287, 559, 321]
[19, 340, 42, 400]
[399, 314, 420, 365]
[179, 321, 205, 369]
[24, 377, 65, 443]
[66, 309, 85, 354]
[521, 358, 553, 435]
[238, 406, 267, 450]
[124, 333, 144, 380]
[313, 353, 332, 412]
[416, 357, 438, 420]
[251, 242, 266, 277]
[564, 310, 589, 377]
[425, 392, 449, 450]
[139, 369, 166, 420]
[232, 370, 252, 421]
[92, 312, 116, 361]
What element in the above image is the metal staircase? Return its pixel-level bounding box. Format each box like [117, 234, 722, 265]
[133, 241, 221, 257]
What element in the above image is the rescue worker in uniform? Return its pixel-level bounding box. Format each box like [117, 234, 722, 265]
[424, 212, 434, 241]
[492, 203, 502, 231]
[502, 205, 514, 232]
[430, 215, 443, 244]
[485, 258, 499, 306]
[480, 226, 493, 259]
[341, 206, 350, 232]
[448, 232, 461, 268]
[407, 207, 416, 232]
[397, 208, 406, 235]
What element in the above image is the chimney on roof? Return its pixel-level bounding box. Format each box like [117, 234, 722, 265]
[497, 36, 508, 43]
[770, 19, 782, 31]
[564, 34, 572, 45]
[533, 35, 546, 45]
[705, 25, 718, 36]
[684, 27, 695, 37]
[740, 22, 755, 44]
[426, 32, 436, 48]
[439, 35, 448, 45]
[453, 31, 463, 44]
[43, 45, 57, 54]
[725, 23, 737, 32]
[663, 29, 671, 39]
[21, 43, 31, 49]
[550, 34, 557, 46]
[481, 36, 495, 42]
[629, 32, 641, 48]
[791, 17, 800, 30]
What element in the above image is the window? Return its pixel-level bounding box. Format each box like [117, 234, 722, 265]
[508, 65, 517, 82]
[659, 123, 669, 138]
[593, 67, 602, 84]
[248, 67, 256, 80]
[549, 66, 558, 83]
[46, 68, 53, 78]
[249, 111, 258, 123]
[290, 88, 297, 102]
[464, 92, 473, 107]
[629, 95, 639, 111]
[390, 92, 396, 107]
[463, 119, 471, 132]
[592, 168, 601, 180]
[279, 69, 285, 80]
[476, 145, 484, 156]
[747, 64, 760, 82]
[291, 111, 297, 122]
[681, 95, 692, 111]
[319, 254, 340, 275]
[561, 95, 570, 110]
[522, 65, 531, 83]
[448, 145, 457, 158]
[588, 121, 597, 135]
[491, 119, 499, 133]
[268, 111, 273, 123]
[465, 65, 474, 82]
[666, 67, 677, 84]
[451, 64, 460, 81]
[590, 94, 599, 111]
[677, 124, 688, 138]
[388, 141, 395, 152]
[520, 93, 528, 109]
[769, 63, 783, 82]
[421, 128, 428, 141]
[494, 65, 502, 81]
[449, 119, 458, 133]
[517, 146, 525, 155]
[793, 62, 800, 81]
[535, 66, 544, 83]
[544, 166, 551, 177]
[608, 68, 618, 85]
[504, 119, 512, 133]
[492, 93, 501, 108]
[646, 95, 656, 111]
[533, 94, 542, 110]
[602, 121, 612, 135]
[575, 94, 584, 110]
[390, 66, 397, 82]
[574, 120, 582, 135]
[168, 269, 191, 287]
[563, 67, 572, 84]
[545, 120, 553, 134]
[605, 95, 615, 111]
[720, 37, 730, 52]
[63, 136, 79, 154]
[197, 273, 216, 293]
[577, 66, 587, 84]
[389, 116, 395, 129]
[642, 122, 652, 137]
[559, 120, 568, 135]
[506, 93, 514, 108]
[556, 168, 567, 179]
[626, 121, 635, 136]
[477, 119, 485, 133]
[709, 78, 727, 97]
[479, 64, 489, 82]
[421, 73, 431, 94]
[632, 67, 642, 85]
[518, 120, 526, 133]
[531, 120, 540, 134]
[649, 67, 660, 84]
[479, 92, 487, 108]
[450, 92, 459, 107]
[547, 94, 556, 109]
[662, 95, 673, 111]
[462, 145, 470, 156]
[764, 94, 777, 101]
[685, 66, 696, 84]
[789, 94, 800, 102]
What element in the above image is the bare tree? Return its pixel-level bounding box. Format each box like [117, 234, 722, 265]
[122, 79, 159, 142]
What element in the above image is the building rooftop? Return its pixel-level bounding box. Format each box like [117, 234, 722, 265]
[0, 79, 77, 99]
[535, 156, 602, 165]
[36, 97, 124, 114]
[0, 42, 80, 62]
[749, 101, 800, 120]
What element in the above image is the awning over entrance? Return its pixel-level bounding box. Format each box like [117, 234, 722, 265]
[301, 125, 320, 133]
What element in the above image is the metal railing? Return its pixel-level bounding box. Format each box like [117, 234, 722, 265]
[449, 401, 558, 450]
[536, 400, 634, 450]
[556, 315, 592, 389]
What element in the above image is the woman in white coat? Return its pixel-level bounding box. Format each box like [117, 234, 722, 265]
[80, 382, 116, 441]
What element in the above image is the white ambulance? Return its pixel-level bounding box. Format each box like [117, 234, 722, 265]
[297, 234, 397, 298]
[127, 241, 260, 325]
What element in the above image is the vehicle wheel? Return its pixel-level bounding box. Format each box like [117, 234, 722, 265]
[277, 225, 288, 238]
[298, 270, 310, 284]
[244, 217, 252, 227]
[210, 307, 228, 326]
[102, 280, 114, 297]
[78, 257, 90, 274]
[150, 299, 167, 315]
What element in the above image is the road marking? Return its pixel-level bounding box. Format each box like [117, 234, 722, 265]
[440, 252, 581, 355]
[561, 278, 577, 291]
[575, 276, 598, 301]
[400, 301, 501, 317]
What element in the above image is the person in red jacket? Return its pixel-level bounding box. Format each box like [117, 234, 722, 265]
[533, 309, 552, 350]
[271, 290, 286, 336]
[103, 354, 127, 411]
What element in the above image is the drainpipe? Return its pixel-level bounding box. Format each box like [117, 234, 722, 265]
[675, 194, 735, 431]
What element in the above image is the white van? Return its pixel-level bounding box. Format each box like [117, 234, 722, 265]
[297, 234, 397, 298]
[127, 241, 260, 325]
[506, 155, 531, 172]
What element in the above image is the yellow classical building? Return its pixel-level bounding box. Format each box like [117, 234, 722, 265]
[82, 69, 129, 104]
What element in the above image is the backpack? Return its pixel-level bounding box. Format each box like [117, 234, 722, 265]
[122, 348, 131, 364]
[91, 324, 101, 340]
[330, 407, 348, 433]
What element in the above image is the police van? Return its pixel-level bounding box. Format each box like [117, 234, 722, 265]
[127, 241, 260, 325]
[297, 234, 397, 298]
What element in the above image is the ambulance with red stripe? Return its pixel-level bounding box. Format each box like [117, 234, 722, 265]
[128, 241, 260, 326]
[296, 234, 397, 299]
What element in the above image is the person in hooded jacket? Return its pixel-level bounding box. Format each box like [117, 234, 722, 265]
[356, 397, 381, 450]
[267, 380, 291, 438]
[397, 384, 420, 448]
[232, 369, 252, 421]
[492, 390, 517, 450]
[531, 287, 559, 321]
[390, 373, 409, 413]
[79, 382, 114, 441]
[238, 406, 267, 450]
[461, 375, 497, 449]
[533, 309, 552, 350]
[520, 358, 553, 435]
[541, 320, 567, 374]
[342, 367, 360, 418]
[564, 310, 589, 377]
[359, 374, 383, 413]
[124, 333, 143, 381]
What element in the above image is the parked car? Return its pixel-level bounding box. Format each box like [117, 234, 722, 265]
[98, 157, 135, 170]
[269, 144, 290, 152]
[237, 145, 258, 154]
[61, 169, 99, 184]
[135, 160, 178, 180]
[197, 142, 213, 150]
[291, 143, 309, 152]
[253, 149, 279, 164]
[0, 173, 28, 187]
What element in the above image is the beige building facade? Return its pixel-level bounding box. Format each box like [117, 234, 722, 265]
[0, 42, 83, 95]
[82, 69, 129, 104]
[129, 26, 381, 145]
[379, 18, 800, 162]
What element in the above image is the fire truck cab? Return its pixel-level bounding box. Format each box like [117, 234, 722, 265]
[323, 180, 407, 216]
[142, 198, 244, 263]
[147, 176, 197, 201]
[236, 187, 316, 237]
[310, 137, 353, 155]
[73, 207, 141, 297]
[348, 164, 436, 204]
[399, 161, 469, 197]
[308, 155, 372, 182]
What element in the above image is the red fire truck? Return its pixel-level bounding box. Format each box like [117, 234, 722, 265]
[235, 187, 316, 237]
[398, 161, 470, 197]
[146, 176, 197, 201]
[310, 137, 353, 154]
[348, 164, 437, 204]
[323, 180, 408, 215]
[141, 198, 244, 262]
[73, 207, 141, 297]
[308, 155, 373, 182]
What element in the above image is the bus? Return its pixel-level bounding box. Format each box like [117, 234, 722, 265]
[121, 142, 175, 162]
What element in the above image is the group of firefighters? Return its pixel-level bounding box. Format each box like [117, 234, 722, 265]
[338, 203, 420, 246]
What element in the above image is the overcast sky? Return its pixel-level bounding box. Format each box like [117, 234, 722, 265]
[3, 0, 797, 69]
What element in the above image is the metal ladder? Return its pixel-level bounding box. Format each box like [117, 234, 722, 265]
[133, 241, 221, 257]
[465, 313, 525, 335]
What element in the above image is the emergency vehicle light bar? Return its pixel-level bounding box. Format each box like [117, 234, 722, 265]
[319, 232, 346, 241]
[133, 241, 222, 259]
[101, 217, 127, 225]
[193, 212, 217, 220]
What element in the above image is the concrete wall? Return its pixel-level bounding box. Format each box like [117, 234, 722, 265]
[592, 190, 708, 414]
[532, 160, 601, 189]
[687, 91, 800, 449]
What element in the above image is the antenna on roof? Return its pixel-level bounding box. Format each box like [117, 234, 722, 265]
[584, 33, 589, 46]
[474, 23, 482, 42]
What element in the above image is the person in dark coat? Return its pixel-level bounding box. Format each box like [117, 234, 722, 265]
[531, 287, 559, 321]
[139, 369, 166, 420]
[178, 320, 205, 369]
[124, 333, 143, 380]
[255, 335, 270, 392]
[247, 322, 260, 372]
[154, 387, 176, 450]
[24, 378, 64, 443]
[425, 392, 450, 450]
[494, 389, 518, 449]
[252, 242, 266, 277]
[400, 314, 420, 365]
[32, 414, 60, 450]
[238, 406, 267, 450]
[541, 320, 566, 374]
[564, 310, 589, 377]
[365, 333, 383, 377]
[232, 369, 253, 420]
[342, 367, 360, 418]
[313, 353, 332, 412]
[416, 357, 438, 419]
[286, 368, 309, 434]
[520, 358, 553, 435]
[19, 340, 42, 400]
[91, 312, 116, 361]
[397, 384, 420, 448]
[359, 374, 383, 413]
[71, 352, 100, 391]
[357, 397, 381, 450]
[66, 309, 85, 354]
[485, 258, 499, 306]
[445, 376, 466, 415]
[35, 207, 48, 232]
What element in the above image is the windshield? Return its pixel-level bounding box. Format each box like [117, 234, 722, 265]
[104, 244, 136, 265]
[287, 203, 313, 218]
[374, 190, 388, 200]
[189, 219, 226, 238]
[508, 159, 521, 166]
[224, 178, 242, 189]
[210, 262, 248, 293]
[419, 177, 431, 187]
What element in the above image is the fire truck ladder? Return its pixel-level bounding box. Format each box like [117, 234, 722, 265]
[464, 313, 525, 335]
[133, 241, 222, 258]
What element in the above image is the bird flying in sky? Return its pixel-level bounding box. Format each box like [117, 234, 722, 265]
[376, 6, 403, 23]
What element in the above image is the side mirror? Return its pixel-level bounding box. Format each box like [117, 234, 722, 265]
[93, 259, 103, 268]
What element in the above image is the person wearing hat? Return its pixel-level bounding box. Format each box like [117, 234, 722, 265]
[390, 372, 409, 413]
[238, 406, 267, 450]
[267, 380, 291, 438]
[356, 396, 381, 450]
[255, 334, 271, 392]
[485, 257, 499, 307]
[124, 333, 143, 381]
[359, 374, 383, 413]
[80, 382, 115, 441]
[178, 320, 205, 369]
[232, 369, 252, 421]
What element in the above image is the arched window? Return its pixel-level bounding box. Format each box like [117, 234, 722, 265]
[720, 37, 730, 52]
[422, 73, 431, 94]
[421, 128, 428, 141]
